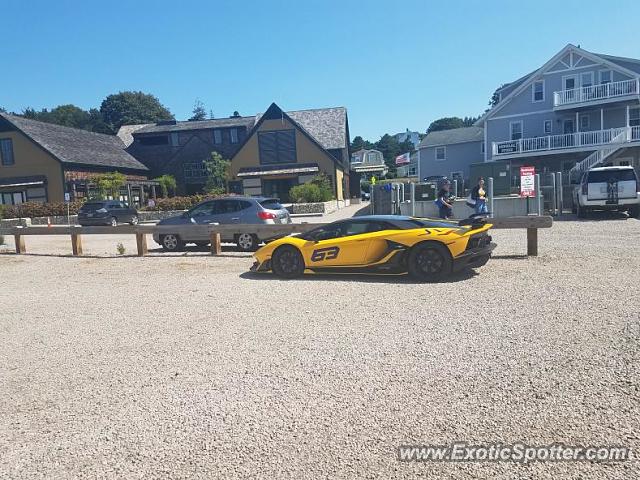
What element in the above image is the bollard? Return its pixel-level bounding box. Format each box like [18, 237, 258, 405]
[71, 231, 83, 256]
[527, 228, 538, 256]
[487, 177, 494, 217]
[210, 232, 222, 255]
[136, 233, 148, 257]
[14, 233, 26, 254]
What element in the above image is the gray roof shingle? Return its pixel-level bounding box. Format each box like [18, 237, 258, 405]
[419, 126, 484, 148]
[131, 106, 349, 151]
[2, 114, 148, 171]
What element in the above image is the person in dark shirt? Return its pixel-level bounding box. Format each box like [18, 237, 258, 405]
[436, 180, 455, 219]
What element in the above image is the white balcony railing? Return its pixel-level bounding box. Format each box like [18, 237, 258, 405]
[553, 79, 639, 107]
[492, 127, 634, 156]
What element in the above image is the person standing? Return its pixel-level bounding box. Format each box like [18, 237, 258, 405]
[471, 177, 488, 214]
[436, 180, 455, 219]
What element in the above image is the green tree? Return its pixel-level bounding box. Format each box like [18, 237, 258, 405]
[100, 91, 173, 132]
[488, 83, 508, 108]
[373, 134, 414, 178]
[232, 111, 241, 117]
[289, 174, 333, 203]
[204, 152, 230, 194]
[350, 135, 373, 151]
[154, 174, 177, 197]
[94, 172, 126, 199]
[426, 117, 466, 133]
[189, 99, 207, 121]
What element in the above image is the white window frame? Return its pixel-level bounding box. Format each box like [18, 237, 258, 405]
[580, 71, 594, 88]
[599, 69, 612, 85]
[510, 121, 523, 140]
[532, 80, 545, 102]
[543, 119, 552, 135]
[629, 106, 640, 127]
[435, 146, 446, 161]
[213, 129, 223, 144]
[579, 114, 590, 130]
[562, 74, 578, 91]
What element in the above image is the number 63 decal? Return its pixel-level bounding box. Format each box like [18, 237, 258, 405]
[311, 246, 340, 261]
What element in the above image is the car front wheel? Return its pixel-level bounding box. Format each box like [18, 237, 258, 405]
[236, 233, 259, 252]
[160, 234, 184, 252]
[271, 246, 305, 279]
[407, 243, 452, 282]
[110, 217, 118, 227]
[129, 215, 139, 225]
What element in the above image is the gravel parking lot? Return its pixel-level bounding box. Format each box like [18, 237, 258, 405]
[1, 216, 639, 479]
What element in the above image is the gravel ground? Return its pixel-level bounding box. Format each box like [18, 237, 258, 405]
[0, 215, 638, 479]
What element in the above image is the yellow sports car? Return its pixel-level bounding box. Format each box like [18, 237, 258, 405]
[250, 215, 496, 281]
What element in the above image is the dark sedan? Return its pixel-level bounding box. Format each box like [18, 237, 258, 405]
[78, 200, 139, 226]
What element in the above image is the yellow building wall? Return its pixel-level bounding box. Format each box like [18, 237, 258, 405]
[0, 130, 64, 202]
[231, 117, 345, 200]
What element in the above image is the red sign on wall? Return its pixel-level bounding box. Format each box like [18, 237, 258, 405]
[520, 166, 536, 197]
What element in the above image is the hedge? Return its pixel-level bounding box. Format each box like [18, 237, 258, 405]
[0, 201, 86, 219]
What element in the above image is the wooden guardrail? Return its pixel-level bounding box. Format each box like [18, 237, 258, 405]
[0, 215, 552, 257]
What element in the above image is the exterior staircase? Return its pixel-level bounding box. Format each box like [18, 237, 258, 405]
[569, 128, 628, 181]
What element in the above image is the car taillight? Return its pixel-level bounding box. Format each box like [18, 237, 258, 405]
[257, 211, 277, 220]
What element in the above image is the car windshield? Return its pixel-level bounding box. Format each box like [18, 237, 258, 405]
[80, 202, 106, 212]
[259, 199, 285, 210]
[587, 170, 637, 183]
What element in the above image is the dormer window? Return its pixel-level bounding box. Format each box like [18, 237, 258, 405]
[532, 80, 545, 102]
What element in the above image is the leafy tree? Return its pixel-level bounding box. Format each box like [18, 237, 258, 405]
[0, 106, 5, 113]
[94, 172, 126, 199]
[209, 109, 215, 119]
[426, 117, 466, 133]
[350, 135, 373, 151]
[100, 91, 173, 132]
[154, 174, 177, 197]
[373, 134, 414, 177]
[488, 84, 508, 108]
[189, 99, 207, 121]
[204, 152, 230, 194]
[289, 174, 333, 203]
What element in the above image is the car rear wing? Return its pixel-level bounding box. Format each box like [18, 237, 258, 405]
[458, 213, 491, 230]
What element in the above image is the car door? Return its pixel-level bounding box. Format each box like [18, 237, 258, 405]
[188, 201, 218, 241]
[120, 201, 134, 222]
[210, 199, 242, 224]
[302, 220, 372, 267]
[108, 201, 123, 222]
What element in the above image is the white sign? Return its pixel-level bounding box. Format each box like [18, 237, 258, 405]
[64, 192, 71, 202]
[520, 166, 536, 197]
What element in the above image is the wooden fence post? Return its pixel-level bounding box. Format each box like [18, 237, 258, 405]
[527, 228, 538, 256]
[71, 232, 83, 256]
[136, 233, 148, 257]
[14, 234, 26, 254]
[210, 232, 222, 256]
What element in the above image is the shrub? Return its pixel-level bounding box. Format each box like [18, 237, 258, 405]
[289, 174, 334, 203]
[140, 194, 231, 212]
[116, 242, 126, 255]
[1, 201, 86, 219]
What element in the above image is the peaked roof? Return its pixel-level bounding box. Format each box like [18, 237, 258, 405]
[1, 114, 148, 171]
[126, 105, 349, 151]
[477, 44, 640, 126]
[419, 126, 484, 148]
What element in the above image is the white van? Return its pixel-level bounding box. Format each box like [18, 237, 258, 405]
[573, 166, 639, 218]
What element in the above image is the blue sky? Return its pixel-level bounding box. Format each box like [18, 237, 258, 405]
[2, 0, 640, 140]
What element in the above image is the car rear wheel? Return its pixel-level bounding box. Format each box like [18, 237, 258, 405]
[629, 205, 640, 218]
[236, 233, 259, 252]
[129, 215, 139, 225]
[110, 217, 118, 227]
[407, 243, 452, 282]
[271, 246, 305, 279]
[160, 234, 184, 252]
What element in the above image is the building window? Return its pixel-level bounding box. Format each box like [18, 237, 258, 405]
[258, 130, 297, 164]
[630, 107, 640, 127]
[510, 121, 523, 140]
[480, 141, 485, 154]
[532, 80, 544, 102]
[581, 72, 594, 88]
[138, 135, 169, 146]
[170, 132, 179, 146]
[580, 115, 590, 130]
[0, 138, 14, 165]
[544, 120, 552, 135]
[230, 128, 239, 144]
[183, 161, 208, 181]
[599, 70, 612, 84]
[408, 166, 417, 176]
[213, 129, 223, 145]
[435, 146, 446, 161]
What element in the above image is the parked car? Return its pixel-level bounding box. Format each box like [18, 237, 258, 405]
[153, 196, 292, 252]
[251, 215, 496, 281]
[572, 166, 640, 218]
[361, 191, 370, 201]
[78, 200, 139, 226]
